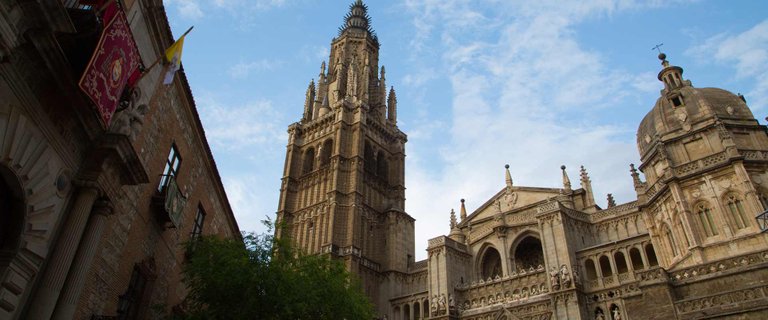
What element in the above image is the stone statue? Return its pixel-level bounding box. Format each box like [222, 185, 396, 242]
[549, 267, 561, 290]
[449, 294, 455, 309]
[612, 307, 622, 320]
[438, 294, 446, 312]
[560, 265, 572, 288]
[110, 87, 147, 141]
[595, 310, 605, 320]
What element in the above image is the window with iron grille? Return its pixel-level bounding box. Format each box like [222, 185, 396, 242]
[191, 205, 206, 240]
[158, 144, 181, 192]
[117, 265, 147, 320]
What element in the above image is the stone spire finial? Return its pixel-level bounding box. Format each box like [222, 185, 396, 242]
[607, 194, 616, 208]
[320, 61, 326, 76]
[460, 199, 467, 221]
[579, 165, 595, 207]
[387, 86, 397, 124]
[630, 163, 643, 188]
[303, 79, 316, 121]
[339, 0, 375, 36]
[318, 95, 331, 117]
[450, 209, 457, 229]
[505, 164, 513, 189]
[561, 165, 572, 192]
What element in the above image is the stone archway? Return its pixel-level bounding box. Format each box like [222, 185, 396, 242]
[510, 235, 544, 272]
[479, 245, 502, 279]
[0, 102, 69, 316]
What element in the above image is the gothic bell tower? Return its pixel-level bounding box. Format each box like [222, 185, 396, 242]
[275, 0, 413, 312]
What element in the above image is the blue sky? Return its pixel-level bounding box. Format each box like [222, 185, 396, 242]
[163, 0, 768, 259]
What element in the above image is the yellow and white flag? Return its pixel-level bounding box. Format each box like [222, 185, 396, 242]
[163, 26, 193, 85]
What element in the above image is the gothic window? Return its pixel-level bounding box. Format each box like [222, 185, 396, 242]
[664, 224, 678, 257]
[376, 151, 388, 181]
[364, 141, 375, 174]
[403, 304, 411, 320]
[645, 244, 659, 267]
[320, 139, 333, 167]
[725, 194, 749, 230]
[512, 236, 544, 272]
[629, 248, 644, 270]
[158, 144, 181, 192]
[759, 193, 768, 210]
[480, 246, 502, 279]
[599, 255, 613, 277]
[191, 205, 206, 240]
[614, 252, 628, 274]
[695, 202, 718, 237]
[302, 147, 315, 174]
[584, 259, 598, 280]
[413, 302, 421, 320]
[423, 300, 429, 318]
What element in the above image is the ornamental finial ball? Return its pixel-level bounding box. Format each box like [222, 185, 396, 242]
[561, 165, 566, 170]
[658, 53, 667, 61]
[505, 164, 510, 169]
[461, 198, 465, 203]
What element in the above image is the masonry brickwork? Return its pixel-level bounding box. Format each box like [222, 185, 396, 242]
[0, 0, 239, 319]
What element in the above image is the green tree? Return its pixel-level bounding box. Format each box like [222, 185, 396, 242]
[180, 224, 374, 320]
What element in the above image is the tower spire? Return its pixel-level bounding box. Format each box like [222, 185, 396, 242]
[387, 86, 397, 124]
[339, 0, 376, 38]
[580, 165, 595, 208]
[657, 52, 689, 92]
[460, 198, 467, 221]
[504, 164, 513, 189]
[561, 165, 572, 192]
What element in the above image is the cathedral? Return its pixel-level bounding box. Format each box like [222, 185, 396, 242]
[275, 1, 768, 319]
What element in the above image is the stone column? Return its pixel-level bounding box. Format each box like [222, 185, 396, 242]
[52, 199, 113, 320]
[27, 186, 99, 320]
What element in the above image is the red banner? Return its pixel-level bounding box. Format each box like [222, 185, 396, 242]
[78, 7, 141, 128]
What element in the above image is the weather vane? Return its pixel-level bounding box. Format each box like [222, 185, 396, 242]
[652, 43, 664, 54]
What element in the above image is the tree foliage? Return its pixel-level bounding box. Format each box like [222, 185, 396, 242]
[180, 225, 374, 320]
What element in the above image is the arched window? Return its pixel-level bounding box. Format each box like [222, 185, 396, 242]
[302, 147, 315, 174]
[614, 252, 628, 274]
[376, 151, 388, 181]
[364, 142, 375, 174]
[0, 167, 24, 264]
[585, 259, 598, 280]
[413, 302, 420, 320]
[480, 246, 502, 279]
[423, 300, 429, 318]
[725, 194, 749, 230]
[393, 306, 400, 320]
[512, 236, 544, 272]
[599, 255, 613, 277]
[645, 244, 658, 267]
[695, 202, 718, 237]
[403, 304, 410, 320]
[629, 248, 644, 270]
[664, 224, 678, 257]
[320, 139, 333, 167]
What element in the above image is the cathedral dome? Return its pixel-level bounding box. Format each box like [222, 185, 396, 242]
[636, 57, 753, 157]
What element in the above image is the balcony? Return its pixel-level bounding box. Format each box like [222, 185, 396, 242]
[152, 176, 186, 229]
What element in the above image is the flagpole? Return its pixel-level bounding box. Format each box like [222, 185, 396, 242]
[134, 26, 194, 84]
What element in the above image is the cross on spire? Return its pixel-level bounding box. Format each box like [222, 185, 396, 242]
[652, 43, 664, 54]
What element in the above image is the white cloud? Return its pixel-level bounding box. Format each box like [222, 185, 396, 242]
[401, 0, 692, 259]
[228, 59, 282, 79]
[223, 175, 275, 234]
[196, 96, 287, 151]
[167, 0, 204, 20]
[686, 20, 768, 111]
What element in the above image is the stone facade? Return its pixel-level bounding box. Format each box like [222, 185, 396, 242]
[277, 2, 768, 319]
[0, 1, 239, 319]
